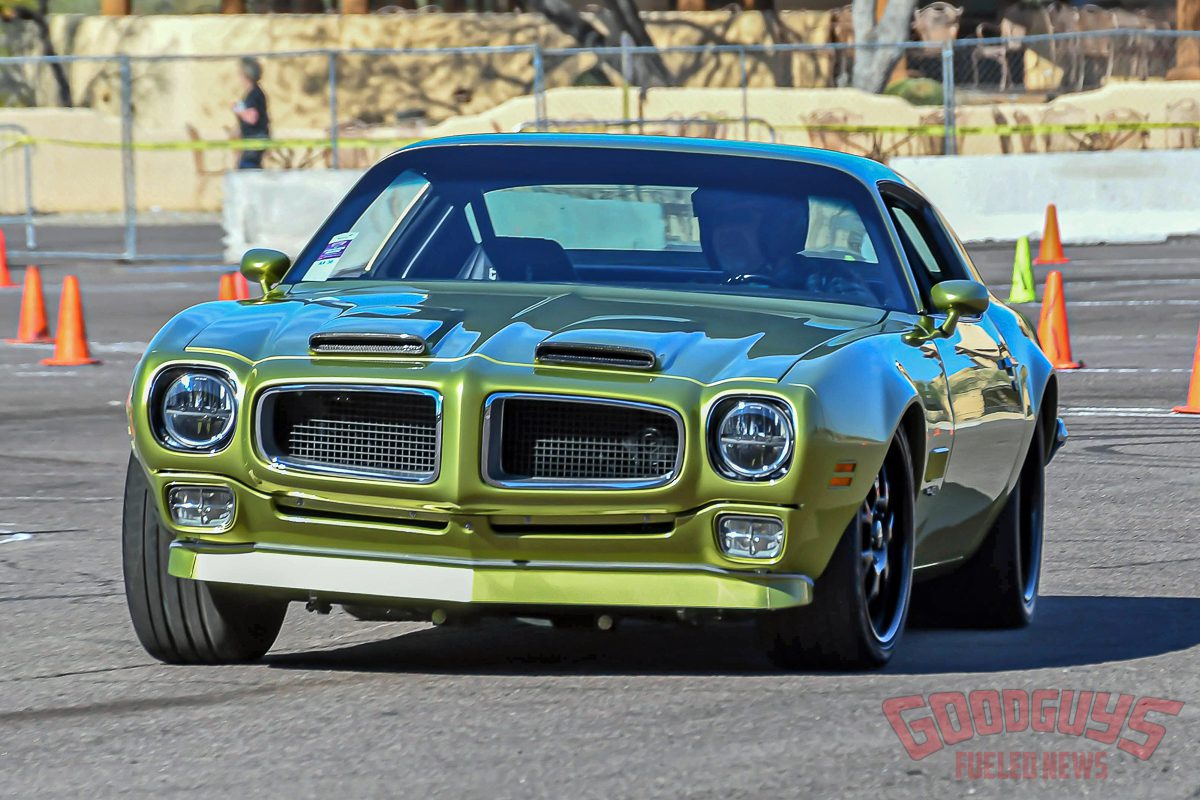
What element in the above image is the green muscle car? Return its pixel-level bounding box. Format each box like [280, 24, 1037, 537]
[123, 134, 1066, 670]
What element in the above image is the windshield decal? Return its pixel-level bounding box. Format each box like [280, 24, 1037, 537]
[312, 232, 359, 273]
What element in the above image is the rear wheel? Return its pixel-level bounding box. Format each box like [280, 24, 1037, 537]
[122, 455, 287, 664]
[759, 433, 916, 670]
[914, 423, 1045, 628]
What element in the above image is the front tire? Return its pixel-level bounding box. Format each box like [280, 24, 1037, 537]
[759, 433, 916, 670]
[122, 454, 287, 664]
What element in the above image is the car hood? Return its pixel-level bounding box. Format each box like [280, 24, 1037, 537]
[183, 282, 886, 384]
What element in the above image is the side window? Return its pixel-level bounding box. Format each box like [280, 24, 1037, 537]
[890, 205, 942, 283]
[884, 194, 968, 309]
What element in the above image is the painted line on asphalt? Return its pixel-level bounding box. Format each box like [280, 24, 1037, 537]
[120, 264, 232, 274]
[1071, 300, 1200, 307]
[1075, 333, 1193, 340]
[12, 371, 80, 377]
[1061, 406, 1195, 418]
[0, 496, 118, 502]
[30, 281, 210, 294]
[996, 278, 1200, 291]
[1065, 368, 1192, 374]
[1066, 258, 1200, 266]
[0, 533, 33, 545]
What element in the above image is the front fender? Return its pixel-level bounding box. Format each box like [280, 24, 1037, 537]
[781, 331, 930, 579]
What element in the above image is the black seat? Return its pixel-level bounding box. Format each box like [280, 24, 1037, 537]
[487, 236, 575, 282]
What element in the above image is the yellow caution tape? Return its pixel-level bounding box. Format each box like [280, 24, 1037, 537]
[0, 120, 1197, 151]
[0, 135, 422, 151]
[778, 120, 1200, 136]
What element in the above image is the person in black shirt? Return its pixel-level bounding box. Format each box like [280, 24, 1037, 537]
[232, 57, 270, 169]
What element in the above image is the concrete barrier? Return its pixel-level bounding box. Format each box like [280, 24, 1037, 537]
[223, 169, 361, 262]
[223, 150, 1200, 262]
[892, 150, 1200, 245]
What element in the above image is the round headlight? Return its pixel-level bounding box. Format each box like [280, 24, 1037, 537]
[713, 399, 793, 479]
[160, 373, 236, 450]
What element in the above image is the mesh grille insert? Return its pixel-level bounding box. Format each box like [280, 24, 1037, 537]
[260, 388, 439, 480]
[495, 397, 680, 484]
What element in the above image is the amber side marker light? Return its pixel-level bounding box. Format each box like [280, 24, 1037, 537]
[830, 462, 856, 487]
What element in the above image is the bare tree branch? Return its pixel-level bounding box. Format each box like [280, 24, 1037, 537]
[0, 4, 73, 107]
[515, 0, 672, 87]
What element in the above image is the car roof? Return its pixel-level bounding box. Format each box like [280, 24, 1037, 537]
[399, 133, 902, 187]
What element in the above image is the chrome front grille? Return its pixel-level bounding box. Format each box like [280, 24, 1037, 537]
[483, 394, 683, 488]
[256, 386, 441, 482]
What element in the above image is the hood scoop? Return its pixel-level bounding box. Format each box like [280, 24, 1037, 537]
[535, 341, 657, 371]
[309, 331, 427, 356]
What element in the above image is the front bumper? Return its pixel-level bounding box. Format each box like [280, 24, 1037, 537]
[168, 540, 814, 611]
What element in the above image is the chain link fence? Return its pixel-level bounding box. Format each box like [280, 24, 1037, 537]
[0, 30, 1198, 260]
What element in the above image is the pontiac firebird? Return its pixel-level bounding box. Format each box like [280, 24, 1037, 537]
[122, 134, 1066, 670]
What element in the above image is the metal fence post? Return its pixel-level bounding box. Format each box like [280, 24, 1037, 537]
[328, 51, 340, 169]
[531, 44, 546, 131]
[738, 46, 749, 140]
[22, 134, 35, 250]
[119, 55, 137, 260]
[619, 33, 633, 124]
[941, 43, 957, 156]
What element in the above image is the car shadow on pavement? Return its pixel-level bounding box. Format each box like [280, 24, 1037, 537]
[889, 594, 1200, 674]
[266, 595, 1200, 676]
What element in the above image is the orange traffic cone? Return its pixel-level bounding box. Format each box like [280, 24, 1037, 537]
[41, 276, 101, 367]
[233, 272, 251, 300]
[1034, 204, 1069, 265]
[218, 272, 236, 301]
[1037, 271, 1081, 370]
[6, 264, 53, 344]
[1172, 325, 1200, 414]
[0, 229, 14, 288]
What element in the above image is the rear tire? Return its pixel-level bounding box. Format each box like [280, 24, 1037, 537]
[122, 454, 287, 664]
[914, 423, 1045, 628]
[759, 433, 916, 670]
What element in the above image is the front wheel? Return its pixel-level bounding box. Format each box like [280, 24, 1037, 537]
[122, 455, 287, 664]
[759, 433, 916, 670]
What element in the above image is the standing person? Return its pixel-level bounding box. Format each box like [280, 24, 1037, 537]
[232, 57, 270, 170]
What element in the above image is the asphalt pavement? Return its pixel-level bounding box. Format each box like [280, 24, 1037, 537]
[0, 225, 1197, 799]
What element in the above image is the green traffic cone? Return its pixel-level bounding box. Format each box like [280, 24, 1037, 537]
[1008, 236, 1036, 304]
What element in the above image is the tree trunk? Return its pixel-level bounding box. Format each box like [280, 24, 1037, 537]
[515, 0, 673, 87]
[3, 9, 72, 107]
[1170, 0, 1200, 79]
[850, 0, 917, 92]
[598, 0, 673, 85]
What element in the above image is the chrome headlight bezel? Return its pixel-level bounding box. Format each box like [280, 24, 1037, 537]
[149, 366, 239, 453]
[707, 395, 795, 481]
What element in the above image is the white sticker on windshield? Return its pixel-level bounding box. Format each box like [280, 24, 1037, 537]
[311, 231, 358, 273]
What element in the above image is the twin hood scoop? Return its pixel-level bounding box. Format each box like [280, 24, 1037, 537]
[309, 331, 427, 355]
[534, 341, 658, 371]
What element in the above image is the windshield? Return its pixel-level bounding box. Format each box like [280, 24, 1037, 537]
[286, 144, 913, 310]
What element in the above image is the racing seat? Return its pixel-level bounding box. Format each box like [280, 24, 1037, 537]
[487, 236, 576, 282]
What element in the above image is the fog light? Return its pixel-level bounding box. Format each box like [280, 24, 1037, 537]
[167, 485, 235, 530]
[717, 514, 784, 559]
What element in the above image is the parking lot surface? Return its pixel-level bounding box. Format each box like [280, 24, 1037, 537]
[1, 227, 1197, 798]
